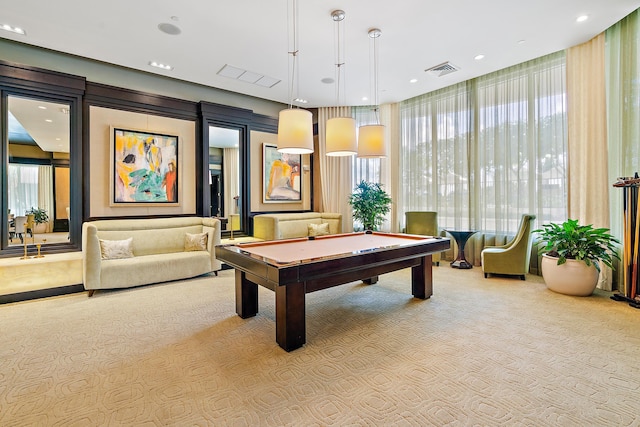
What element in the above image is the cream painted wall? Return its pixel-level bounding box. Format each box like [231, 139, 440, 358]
[250, 131, 311, 212]
[89, 106, 196, 217]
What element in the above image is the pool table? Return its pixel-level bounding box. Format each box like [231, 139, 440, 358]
[215, 231, 450, 351]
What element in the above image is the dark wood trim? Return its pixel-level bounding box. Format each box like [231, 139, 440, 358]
[251, 113, 278, 133]
[0, 60, 85, 95]
[85, 82, 198, 120]
[0, 284, 85, 304]
[0, 61, 85, 258]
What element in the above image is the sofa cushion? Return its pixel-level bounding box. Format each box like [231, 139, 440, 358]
[308, 222, 330, 237]
[280, 218, 322, 239]
[100, 252, 212, 289]
[99, 237, 134, 260]
[185, 232, 208, 251]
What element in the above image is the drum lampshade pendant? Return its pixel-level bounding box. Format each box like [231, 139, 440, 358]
[357, 124, 386, 158]
[277, 108, 314, 154]
[326, 116, 357, 156]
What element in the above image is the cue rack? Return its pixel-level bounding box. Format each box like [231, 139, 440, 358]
[612, 172, 640, 309]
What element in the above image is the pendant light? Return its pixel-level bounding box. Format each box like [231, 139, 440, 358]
[277, 0, 314, 155]
[358, 28, 387, 158]
[325, 9, 357, 157]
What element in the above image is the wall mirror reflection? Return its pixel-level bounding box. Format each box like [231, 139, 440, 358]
[208, 126, 240, 234]
[6, 95, 71, 247]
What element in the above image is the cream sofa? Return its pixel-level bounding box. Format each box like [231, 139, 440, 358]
[82, 217, 221, 296]
[253, 212, 342, 240]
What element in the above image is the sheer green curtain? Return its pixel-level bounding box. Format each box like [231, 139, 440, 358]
[606, 10, 640, 291]
[400, 52, 568, 265]
[477, 52, 567, 234]
[400, 82, 473, 231]
[606, 10, 640, 241]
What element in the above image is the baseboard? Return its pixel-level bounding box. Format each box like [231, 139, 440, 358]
[0, 284, 85, 304]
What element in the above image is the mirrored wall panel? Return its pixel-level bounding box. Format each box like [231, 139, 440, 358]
[6, 95, 71, 247]
[209, 126, 241, 232]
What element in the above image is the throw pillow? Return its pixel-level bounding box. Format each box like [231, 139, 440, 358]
[185, 232, 208, 251]
[99, 237, 134, 260]
[308, 222, 330, 237]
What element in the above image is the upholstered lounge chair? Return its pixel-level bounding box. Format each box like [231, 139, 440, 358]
[481, 214, 536, 280]
[12, 216, 28, 243]
[405, 211, 441, 266]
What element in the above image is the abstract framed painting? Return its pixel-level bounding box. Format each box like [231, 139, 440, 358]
[262, 143, 302, 203]
[110, 127, 179, 205]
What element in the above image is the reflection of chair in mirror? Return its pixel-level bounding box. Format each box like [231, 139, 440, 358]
[481, 214, 536, 280]
[8, 213, 15, 240]
[404, 211, 441, 266]
[13, 216, 28, 243]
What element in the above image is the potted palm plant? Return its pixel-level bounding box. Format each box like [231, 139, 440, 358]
[534, 219, 620, 296]
[348, 181, 392, 231]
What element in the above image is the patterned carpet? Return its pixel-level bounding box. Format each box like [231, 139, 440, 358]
[2, 266, 640, 426]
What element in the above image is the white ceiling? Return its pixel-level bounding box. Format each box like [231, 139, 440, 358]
[2, 0, 639, 109]
[9, 97, 70, 153]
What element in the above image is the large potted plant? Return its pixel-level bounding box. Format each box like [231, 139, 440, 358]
[534, 219, 620, 296]
[348, 181, 392, 231]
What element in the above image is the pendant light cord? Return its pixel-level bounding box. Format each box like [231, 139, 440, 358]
[287, 0, 299, 109]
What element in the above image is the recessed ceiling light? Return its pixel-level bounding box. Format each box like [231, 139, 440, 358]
[158, 22, 181, 35]
[474, 54, 485, 61]
[576, 15, 589, 23]
[149, 61, 173, 71]
[362, 96, 369, 101]
[38, 106, 47, 110]
[518, 39, 526, 44]
[294, 98, 308, 104]
[1, 23, 26, 35]
[409, 78, 418, 83]
[45, 119, 53, 123]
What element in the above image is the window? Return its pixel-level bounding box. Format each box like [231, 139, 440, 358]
[400, 51, 567, 234]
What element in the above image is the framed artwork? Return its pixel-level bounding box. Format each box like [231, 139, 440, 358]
[263, 143, 302, 203]
[110, 127, 179, 205]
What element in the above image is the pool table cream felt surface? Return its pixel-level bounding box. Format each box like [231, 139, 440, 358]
[234, 232, 440, 264]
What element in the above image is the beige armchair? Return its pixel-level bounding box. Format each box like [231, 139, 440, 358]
[481, 214, 536, 280]
[404, 211, 441, 266]
[12, 216, 28, 243]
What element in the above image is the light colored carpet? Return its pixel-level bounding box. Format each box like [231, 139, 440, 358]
[2, 266, 640, 426]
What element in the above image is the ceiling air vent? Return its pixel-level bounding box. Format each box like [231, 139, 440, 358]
[425, 61, 460, 77]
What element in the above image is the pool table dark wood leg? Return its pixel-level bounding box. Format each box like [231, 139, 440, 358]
[275, 282, 306, 352]
[236, 270, 258, 318]
[411, 255, 433, 299]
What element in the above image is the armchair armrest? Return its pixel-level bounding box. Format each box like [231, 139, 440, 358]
[82, 223, 102, 290]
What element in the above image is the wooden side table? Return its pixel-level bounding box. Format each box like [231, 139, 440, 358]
[445, 230, 477, 269]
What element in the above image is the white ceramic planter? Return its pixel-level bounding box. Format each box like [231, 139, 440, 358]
[541, 254, 600, 296]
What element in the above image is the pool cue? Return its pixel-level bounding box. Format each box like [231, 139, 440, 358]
[623, 185, 630, 297]
[627, 186, 640, 299]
